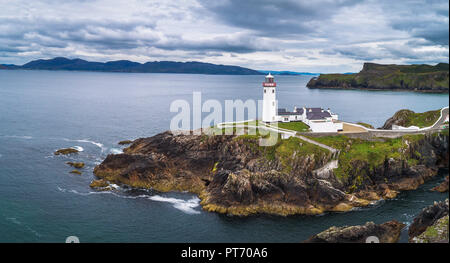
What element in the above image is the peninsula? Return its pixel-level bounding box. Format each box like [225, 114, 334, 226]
[91, 108, 449, 216]
[307, 62, 449, 93]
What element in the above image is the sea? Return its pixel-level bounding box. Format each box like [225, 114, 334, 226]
[0, 70, 448, 242]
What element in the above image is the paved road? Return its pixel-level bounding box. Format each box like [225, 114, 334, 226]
[295, 134, 338, 154]
[431, 107, 449, 129]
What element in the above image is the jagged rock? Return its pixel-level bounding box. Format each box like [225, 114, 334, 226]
[66, 162, 85, 169]
[70, 170, 82, 175]
[431, 176, 449, 193]
[411, 215, 449, 243]
[381, 109, 415, 129]
[92, 128, 448, 216]
[408, 199, 449, 241]
[54, 148, 79, 155]
[118, 140, 133, 145]
[304, 220, 405, 243]
[90, 179, 109, 188]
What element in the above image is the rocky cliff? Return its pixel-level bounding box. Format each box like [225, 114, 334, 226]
[93, 128, 449, 216]
[307, 63, 449, 93]
[304, 220, 405, 243]
[409, 199, 449, 242]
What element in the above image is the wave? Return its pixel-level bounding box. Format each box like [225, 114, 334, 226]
[149, 195, 201, 214]
[71, 146, 84, 152]
[1, 135, 33, 140]
[109, 148, 123, 154]
[57, 186, 201, 214]
[63, 138, 105, 152]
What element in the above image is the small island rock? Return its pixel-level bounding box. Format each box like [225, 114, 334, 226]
[66, 162, 85, 169]
[54, 148, 79, 155]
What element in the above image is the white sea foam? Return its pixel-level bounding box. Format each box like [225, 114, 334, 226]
[149, 195, 201, 214]
[110, 148, 123, 154]
[57, 186, 201, 214]
[71, 146, 84, 152]
[2, 135, 33, 140]
[63, 138, 105, 152]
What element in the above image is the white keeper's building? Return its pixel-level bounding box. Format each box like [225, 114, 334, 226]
[261, 73, 343, 133]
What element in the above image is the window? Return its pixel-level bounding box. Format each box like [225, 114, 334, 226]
[264, 89, 266, 93]
[272, 89, 274, 93]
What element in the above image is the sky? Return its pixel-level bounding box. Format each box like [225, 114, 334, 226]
[0, 0, 448, 73]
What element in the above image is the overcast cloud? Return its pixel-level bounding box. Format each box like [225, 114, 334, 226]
[0, 0, 448, 72]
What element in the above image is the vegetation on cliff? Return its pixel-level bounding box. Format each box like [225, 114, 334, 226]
[409, 199, 449, 243]
[276, 121, 310, 132]
[307, 63, 449, 93]
[307, 130, 448, 197]
[381, 109, 441, 129]
[118, 140, 133, 145]
[411, 215, 449, 243]
[92, 123, 448, 216]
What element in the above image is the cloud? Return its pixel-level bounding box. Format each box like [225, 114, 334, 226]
[0, 0, 448, 72]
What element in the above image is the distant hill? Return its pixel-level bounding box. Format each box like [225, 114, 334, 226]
[0, 57, 263, 75]
[307, 62, 449, 93]
[258, 70, 318, 75]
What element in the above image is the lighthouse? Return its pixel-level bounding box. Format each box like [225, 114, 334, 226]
[262, 73, 277, 122]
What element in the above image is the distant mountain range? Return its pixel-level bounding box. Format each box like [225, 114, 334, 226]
[0, 57, 266, 75]
[2, 57, 315, 75]
[0, 57, 320, 75]
[258, 70, 319, 75]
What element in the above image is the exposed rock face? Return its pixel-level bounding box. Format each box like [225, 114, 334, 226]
[66, 162, 85, 168]
[408, 199, 449, 242]
[54, 148, 79, 155]
[118, 140, 133, 145]
[381, 110, 416, 129]
[93, 129, 449, 216]
[381, 109, 441, 129]
[432, 176, 449, 193]
[307, 62, 449, 93]
[304, 220, 405, 243]
[343, 132, 449, 201]
[411, 215, 449, 243]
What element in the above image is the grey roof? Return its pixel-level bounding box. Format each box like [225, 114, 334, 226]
[306, 111, 331, 120]
[277, 106, 333, 119]
[278, 108, 301, 116]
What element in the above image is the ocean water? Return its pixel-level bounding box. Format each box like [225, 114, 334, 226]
[0, 70, 448, 242]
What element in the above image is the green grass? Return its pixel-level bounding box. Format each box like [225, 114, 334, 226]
[237, 134, 330, 174]
[277, 121, 310, 132]
[356, 122, 374, 129]
[318, 73, 356, 81]
[403, 109, 441, 128]
[306, 134, 426, 185]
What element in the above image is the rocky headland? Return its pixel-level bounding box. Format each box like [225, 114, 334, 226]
[381, 109, 441, 129]
[303, 220, 405, 243]
[409, 199, 449, 243]
[92, 113, 449, 216]
[307, 63, 449, 93]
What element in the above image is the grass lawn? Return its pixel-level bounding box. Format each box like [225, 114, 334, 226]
[276, 121, 310, 132]
[403, 109, 441, 128]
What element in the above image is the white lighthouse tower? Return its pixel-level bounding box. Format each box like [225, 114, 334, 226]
[262, 73, 277, 123]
